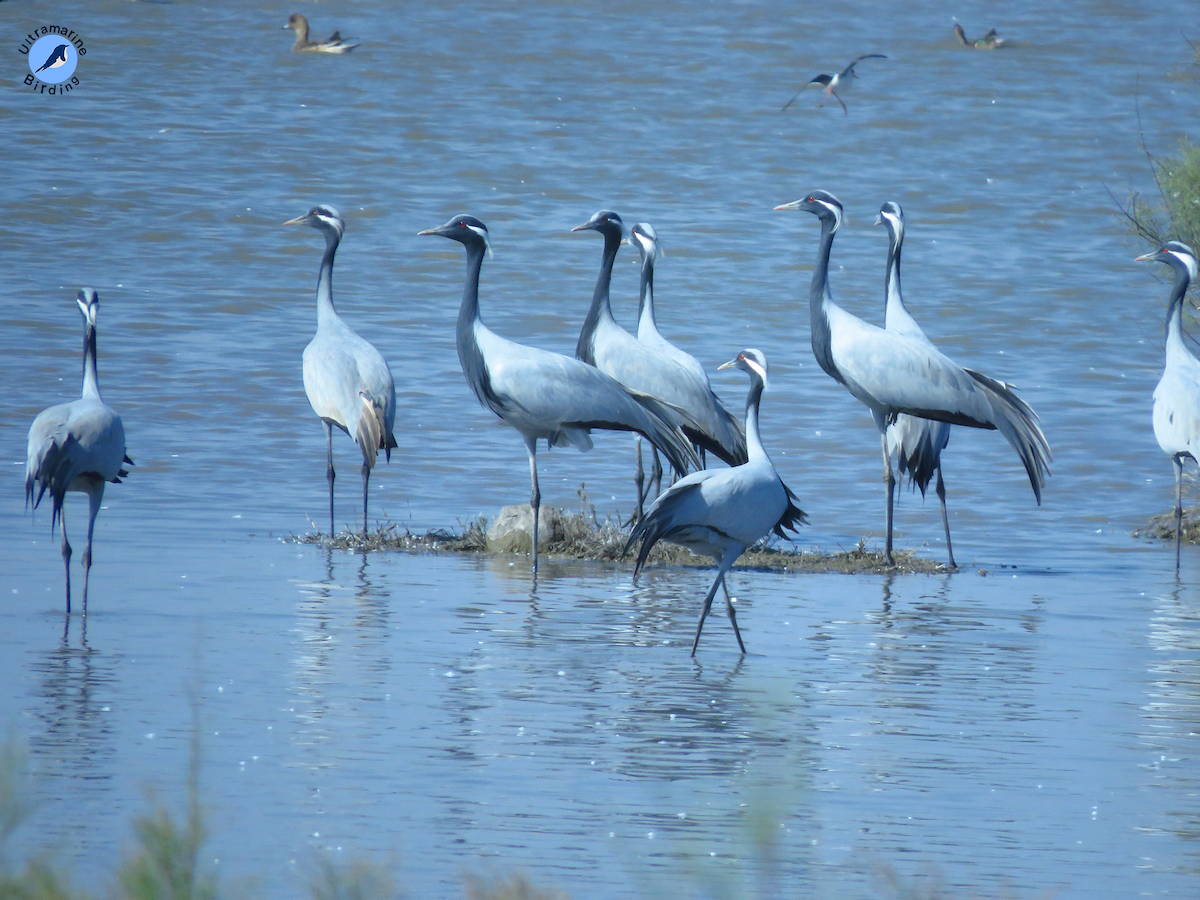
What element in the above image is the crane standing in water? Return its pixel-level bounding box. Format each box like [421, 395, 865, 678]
[1137, 240, 1200, 573]
[26, 289, 131, 616]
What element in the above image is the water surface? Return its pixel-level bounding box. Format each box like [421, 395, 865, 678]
[2, 1, 1199, 897]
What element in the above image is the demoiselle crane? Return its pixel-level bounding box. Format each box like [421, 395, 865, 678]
[572, 210, 746, 511]
[285, 204, 397, 536]
[417, 214, 698, 573]
[775, 190, 1050, 564]
[26, 290, 131, 616]
[625, 349, 805, 655]
[629, 222, 746, 511]
[876, 201, 956, 567]
[781, 53, 887, 115]
[1136, 240, 1200, 573]
[284, 14, 359, 53]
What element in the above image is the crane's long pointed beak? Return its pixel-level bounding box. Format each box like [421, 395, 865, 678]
[1134, 251, 1157, 262]
[873, 214, 883, 226]
[569, 223, 591, 233]
[283, 215, 307, 226]
[774, 200, 803, 211]
[717, 357, 738, 370]
[416, 227, 439, 236]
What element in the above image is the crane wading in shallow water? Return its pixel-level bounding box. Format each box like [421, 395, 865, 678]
[876, 201, 957, 567]
[1137, 241, 1200, 574]
[26, 289, 131, 616]
[285, 204, 397, 536]
[572, 210, 745, 518]
[781, 53, 887, 115]
[417, 214, 698, 574]
[628, 222, 746, 515]
[625, 349, 805, 656]
[775, 190, 1050, 565]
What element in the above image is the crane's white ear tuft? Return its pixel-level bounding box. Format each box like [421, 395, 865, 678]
[817, 200, 843, 233]
[466, 224, 493, 258]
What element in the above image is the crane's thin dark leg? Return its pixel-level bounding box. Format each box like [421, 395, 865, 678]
[691, 569, 724, 656]
[635, 436, 645, 522]
[832, 90, 848, 115]
[324, 421, 335, 536]
[651, 448, 663, 499]
[720, 573, 747, 655]
[936, 465, 956, 569]
[1175, 456, 1184, 575]
[81, 488, 103, 618]
[524, 434, 540, 574]
[881, 433, 895, 565]
[361, 463, 370, 536]
[59, 504, 73, 616]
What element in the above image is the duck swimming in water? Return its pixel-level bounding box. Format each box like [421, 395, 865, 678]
[284, 14, 360, 54]
[955, 23, 1006, 49]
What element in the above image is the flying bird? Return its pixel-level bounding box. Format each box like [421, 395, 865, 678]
[34, 43, 69, 73]
[782, 53, 887, 115]
[625, 349, 804, 656]
[285, 204, 397, 536]
[775, 190, 1050, 565]
[1137, 241, 1200, 574]
[284, 14, 360, 53]
[417, 214, 698, 574]
[26, 290, 131, 617]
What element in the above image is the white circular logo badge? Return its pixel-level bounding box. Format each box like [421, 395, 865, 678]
[28, 34, 78, 84]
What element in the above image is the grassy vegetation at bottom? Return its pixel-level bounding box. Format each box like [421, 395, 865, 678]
[295, 498, 949, 574]
[1136, 505, 1200, 544]
[0, 738, 1044, 900]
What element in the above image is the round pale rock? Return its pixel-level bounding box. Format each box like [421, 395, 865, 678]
[485, 504, 563, 552]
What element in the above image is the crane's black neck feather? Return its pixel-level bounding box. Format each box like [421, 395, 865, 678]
[457, 240, 508, 415]
[637, 256, 655, 326]
[809, 217, 843, 384]
[1164, 256, 1191, 347]
[316, 227, 340, 324]
[885, 225, 902, 303]
[575, 227, 621, 365]
[81, 319, 100, 397]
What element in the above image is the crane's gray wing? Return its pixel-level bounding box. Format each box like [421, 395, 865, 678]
[303, 326, 396, 458]
[475, 327, 698, 473]
[828, 308, 997, 428]
[592, 318, 747, 464]
[963, 368, 1051, 502]
[625, 463, 794, 574]
[25, 398, 125, 514]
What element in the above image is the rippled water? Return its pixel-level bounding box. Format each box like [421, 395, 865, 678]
[2, 0, 1200, 897]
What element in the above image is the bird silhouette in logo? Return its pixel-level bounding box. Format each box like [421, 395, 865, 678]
[35, 43, 70, 73]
